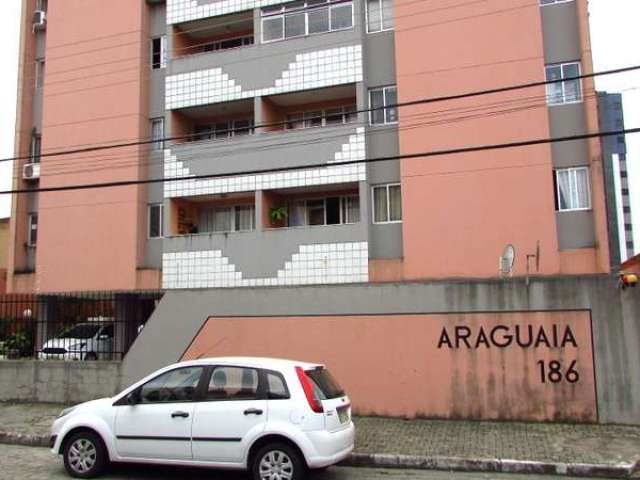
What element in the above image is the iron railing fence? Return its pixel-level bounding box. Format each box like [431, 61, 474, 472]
[0, 291, 163, 361]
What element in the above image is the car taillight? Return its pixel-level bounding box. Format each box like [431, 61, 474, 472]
[295, 366, 324, 413]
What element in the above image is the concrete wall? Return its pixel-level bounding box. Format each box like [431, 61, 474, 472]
[122, 275, 640, 425]
[0, 361, 122, 404]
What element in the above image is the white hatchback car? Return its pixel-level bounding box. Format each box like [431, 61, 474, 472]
[50, 357, 355, 479]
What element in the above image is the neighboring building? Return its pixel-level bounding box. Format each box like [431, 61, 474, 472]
[597, 91, 635, 266]
[0, 217, 9, 293]
[8, 0, 611, 293]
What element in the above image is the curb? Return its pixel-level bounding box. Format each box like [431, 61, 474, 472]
[0, 431, 48, 448]
[343, 453, 638, 479]
[0, 433, 637, 478]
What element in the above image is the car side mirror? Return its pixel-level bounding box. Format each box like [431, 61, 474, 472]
[127, 390, 141, 405]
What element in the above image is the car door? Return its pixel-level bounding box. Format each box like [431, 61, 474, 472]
[191, 365, 267, 464]
[114, 365, 206, 461]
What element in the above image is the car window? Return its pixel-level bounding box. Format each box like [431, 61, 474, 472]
[59, 324, 101, 339]
[305, 367, 345, 400]
[266, 371, 290, 400]
[100, 325, 114, 338]
[206, 366, 258, 401]
[140, 366, 204, 403]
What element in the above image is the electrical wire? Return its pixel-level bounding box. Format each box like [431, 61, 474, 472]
[3, 127, 638, 195]
[6, 63, 638, 165]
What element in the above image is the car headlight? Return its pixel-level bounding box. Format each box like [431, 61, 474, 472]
[67, 343, 86, 351]
[58, 406, 77, 418]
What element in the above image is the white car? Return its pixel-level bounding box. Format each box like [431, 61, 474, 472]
[40, 322, 114, 361]
[50, 357, 355, 479]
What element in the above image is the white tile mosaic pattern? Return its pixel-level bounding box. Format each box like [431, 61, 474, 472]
[162, 242, 369, 289]
[166, 45, 363, 110]
[168, 0, 291, 25]
[163, 126, 366, 198]
[332, 128, 365, 164]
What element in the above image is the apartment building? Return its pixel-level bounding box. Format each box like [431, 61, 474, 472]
[597, 91, 635, 266]
[7, 0, 611, 293]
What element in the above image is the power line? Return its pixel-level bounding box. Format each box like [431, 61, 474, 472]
[19, 87, 610, 179]
[7, 63, 639, 165]
[4, 127, 638, 195]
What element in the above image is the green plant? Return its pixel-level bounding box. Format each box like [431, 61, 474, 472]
[5, 332, 34, 358]
[269, 206, 288, 222]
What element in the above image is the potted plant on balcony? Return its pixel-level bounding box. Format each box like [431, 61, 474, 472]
[269, 206, 288, 228]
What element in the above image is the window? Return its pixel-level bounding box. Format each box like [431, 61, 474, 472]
[305, 368, 345, 400]
[35, 59, 45, 89]
[151, 36, 167, 69]
[286, 105, 357, 130]
[554, 167, 591, 211]
[199, 205, 255, 233]
[369, 86, 398, 125]
[266, 371, 290, 400]
[150, 118, 164, 151]
[27, 214, 38, 247]
[193, 118, 255, 141]
[288, 195, 360, 227]
[30, 134, 41, 163]
[545, 62, 582, 105]
[139, 367, 204, 403]
[206, 366, 259, 401]
[148, 203, 164, 238]
[372, 184, 402, 223]
[367, 0, 394, 33]
[262, 0, 353, 43]
[36, 0, 48, 11]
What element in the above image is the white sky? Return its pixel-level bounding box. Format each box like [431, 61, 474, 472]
[0, 0, 637, 252]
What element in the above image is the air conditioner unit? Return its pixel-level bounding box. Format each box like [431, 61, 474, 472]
[32, 10, 46, 32]
[23, 163, 41, 181]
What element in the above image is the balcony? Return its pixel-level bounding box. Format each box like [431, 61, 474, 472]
[172, 10, 254, 60]
[162, 222, 368, 288]
[166, 29, 362, 110]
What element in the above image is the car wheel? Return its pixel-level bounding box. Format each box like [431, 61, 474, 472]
[252, 442, 306, 480]
[63, 431, 108, 479]
[84, 352, 98, 361]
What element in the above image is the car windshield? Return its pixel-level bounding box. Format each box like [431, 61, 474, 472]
[59, 324, 101, 339]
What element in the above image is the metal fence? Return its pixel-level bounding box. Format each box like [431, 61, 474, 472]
[0, 291, 163, 361]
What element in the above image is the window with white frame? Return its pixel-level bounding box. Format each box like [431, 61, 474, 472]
[150, 118, 165, 151]
[262, 0, 354, 43]
[545, 62, 582, 105]
[286, 105, 357, 129]
[554, 167, 591, 211]
[367, 0, 394, 33]
[35, 59, 45, 89]
[372, 184, 402, 223]
[151, 36, 167, 69]
[369, 86, 398, 125]
[148, 204, 164, 238]
[288, 195, 360, 227]
[27, 214, 38, 247]
[199, 205, 256, 233]
[30, 133, 41, 163]
[193, 118, 255, 141]
[539, 0, 573, 5]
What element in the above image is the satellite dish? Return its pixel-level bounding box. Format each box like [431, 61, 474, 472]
[499, 245, 516, 276]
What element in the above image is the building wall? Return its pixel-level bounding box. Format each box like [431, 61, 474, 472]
[122, 276, 640, 424]
[0, 219, 9, 293]
[598, 92, 635, 266]
[34, 0, 151, 292]
[394, 0, 608, 280]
